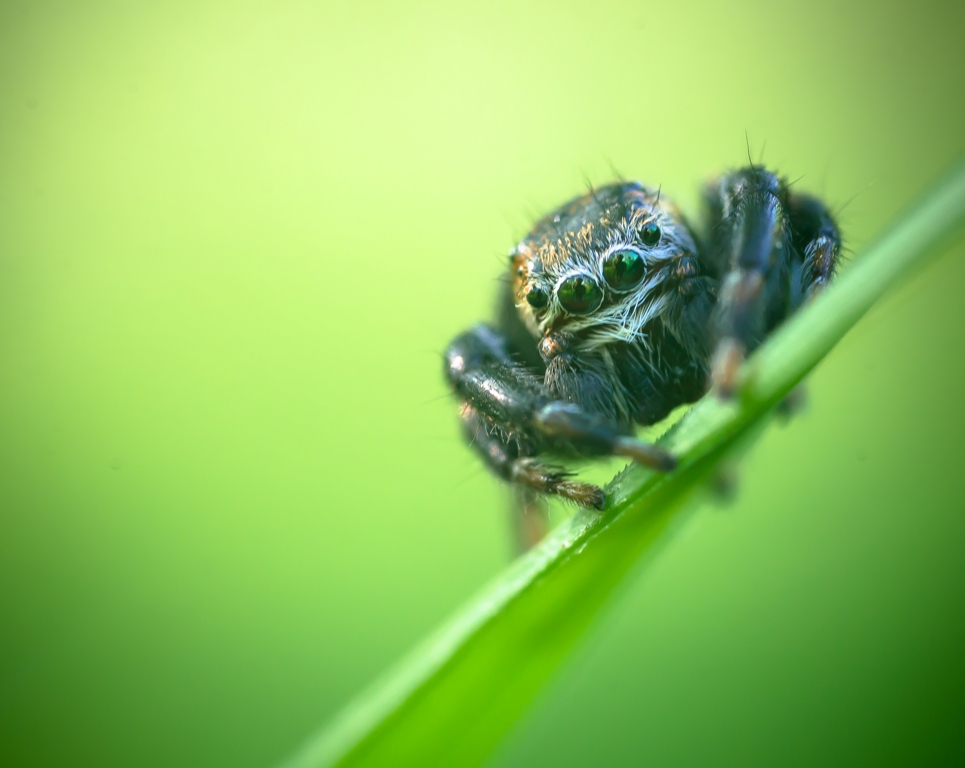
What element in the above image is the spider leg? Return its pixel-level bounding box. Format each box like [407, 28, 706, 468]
[776, 192, 843, 415]
[457, 402, 606, 509]
[701, 167, 840, 397]
[445, 324, 675, 509]
[703, 167, 788, 395]
[531, 400, 677, 471]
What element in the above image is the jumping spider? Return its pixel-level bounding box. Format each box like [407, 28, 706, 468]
[445, 166, 840, 513]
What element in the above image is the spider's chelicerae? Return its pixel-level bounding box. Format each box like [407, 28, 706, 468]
[445, 166, 840, 513]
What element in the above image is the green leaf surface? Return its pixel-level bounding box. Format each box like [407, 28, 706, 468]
[278, 159, 965, 768]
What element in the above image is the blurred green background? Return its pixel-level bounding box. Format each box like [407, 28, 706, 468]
[1, 0, 964, 766]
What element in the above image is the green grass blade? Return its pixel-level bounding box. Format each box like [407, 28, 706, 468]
[278, 158, 965, 768]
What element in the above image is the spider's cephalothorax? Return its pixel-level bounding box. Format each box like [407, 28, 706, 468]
[445, 166, 840, 520]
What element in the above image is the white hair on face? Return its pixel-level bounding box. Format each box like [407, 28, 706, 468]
[515, 193, 697, 354]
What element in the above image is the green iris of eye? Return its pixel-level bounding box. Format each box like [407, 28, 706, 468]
[526, 286, 549, 309]
[557, 275, 603, 315]
[603, 249, 645, 290]
[640, 222, 661, 246]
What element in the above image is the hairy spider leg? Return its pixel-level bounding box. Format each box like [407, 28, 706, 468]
[444, 324, 675, 508]
[458, 402, 606, 510]
[701, 167, 841, 396]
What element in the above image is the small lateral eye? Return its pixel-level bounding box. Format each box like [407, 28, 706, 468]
[526, 286, 549, 309]
[557, 275, 603, 315]
[603, 249, 645, 291]
[639, 221, 661, 247]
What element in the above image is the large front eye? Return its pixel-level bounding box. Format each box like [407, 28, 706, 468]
[603, 249, 645, 291]
[557, 275, 603, 315]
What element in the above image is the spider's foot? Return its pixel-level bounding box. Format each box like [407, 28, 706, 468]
[511, 458, 606, 510]
[557, 481, 607, 510]
[711, 337, 745, 399]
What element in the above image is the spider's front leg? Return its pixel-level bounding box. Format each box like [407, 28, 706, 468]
[456, 400, 606, 509]
[702, 167, 841, 396]
[445, 325, 674, 509]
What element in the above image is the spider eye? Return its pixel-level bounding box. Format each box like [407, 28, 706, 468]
[639, 221, 661, 247]
[526, 286, 549, 309]
[603, 249, 645, 291]
[557, 275, 603, 315]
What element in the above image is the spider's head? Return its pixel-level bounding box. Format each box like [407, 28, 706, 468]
[510, 182, 699, 351]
